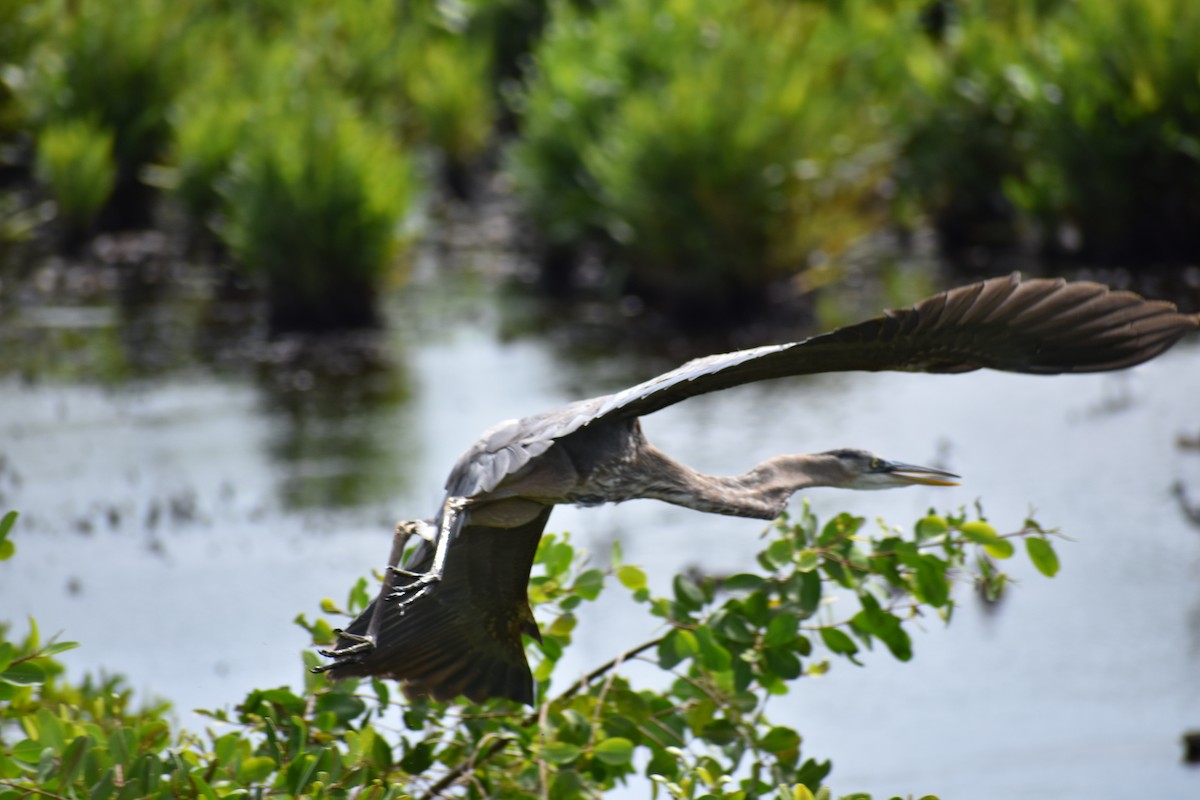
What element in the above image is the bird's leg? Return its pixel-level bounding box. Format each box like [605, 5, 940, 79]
[316, 519, 429, 663]
[386, 496, 469, 611]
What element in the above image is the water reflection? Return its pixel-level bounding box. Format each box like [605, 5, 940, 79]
[253, 335, 417, 510]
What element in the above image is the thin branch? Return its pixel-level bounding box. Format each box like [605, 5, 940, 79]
[0, 781, 72, 800]
[414, 635, 664, 800]
[554, 635, 662, 704]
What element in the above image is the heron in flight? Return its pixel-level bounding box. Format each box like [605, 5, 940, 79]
[317, 274, 1198, 705]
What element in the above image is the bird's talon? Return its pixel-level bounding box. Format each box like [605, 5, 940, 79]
[318, 633, 376, 660]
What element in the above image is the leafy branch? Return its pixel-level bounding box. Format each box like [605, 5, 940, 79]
[0, 502, 1059, 798]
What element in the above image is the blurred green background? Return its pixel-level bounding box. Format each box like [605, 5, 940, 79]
[1, 0, 1197, 336]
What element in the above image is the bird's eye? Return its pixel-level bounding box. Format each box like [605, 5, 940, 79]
[869, 458, 881, 470]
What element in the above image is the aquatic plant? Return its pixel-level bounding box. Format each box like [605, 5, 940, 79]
[30, 0, 187, 228]
[508, 0, 908, 322]
[219, 90, 417, 333]
[34, 117, 116, 243]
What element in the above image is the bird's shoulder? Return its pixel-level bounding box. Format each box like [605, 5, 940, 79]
[443, 396, 612, 497]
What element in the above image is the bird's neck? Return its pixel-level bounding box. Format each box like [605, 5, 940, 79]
[634, 448, 838, 521]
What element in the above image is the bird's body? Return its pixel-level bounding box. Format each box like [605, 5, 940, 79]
[318, 274, 1199, 705]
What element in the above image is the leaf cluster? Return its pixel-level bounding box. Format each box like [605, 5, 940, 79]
[0, 502, 1061, 799]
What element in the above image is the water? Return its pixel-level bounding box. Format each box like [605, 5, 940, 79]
[1, 272, 1198, 799]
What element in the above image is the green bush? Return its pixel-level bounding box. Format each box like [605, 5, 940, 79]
[899, 0, 1200, 263]
[899, 3, 1050, 253]
[30, 0, 186, 227]
[285, 0, 497, 190]
[34, 117, 116, 238]
[0, 503, 1059, 798]
[1010, 0, 1200, 261]
[399, 28, 496, 194]
[170, 25, 256, 227]
[219, 89, 417, 332]
[0, 0, 54, 145]
[509, 0, 909, 321]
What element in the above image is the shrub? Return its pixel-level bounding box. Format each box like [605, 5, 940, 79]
[30, 0, 187, 228]
[170, 26, 256, 227]
[0, 503, 1060, 797]
[0, 0, 54, 147]
[509, 0, 909, 322]
[1010, 0, 1200, 261]
[898, 3, 1051, 254]
[34, 117, 116, 241]
[899, 0, 1200, 264]
[219, 89, 418, 333]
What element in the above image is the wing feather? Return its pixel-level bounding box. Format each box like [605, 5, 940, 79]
[446, 274, 1197, 499]
[323, 507, 551, 706]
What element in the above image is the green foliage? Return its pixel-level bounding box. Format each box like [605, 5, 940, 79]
[0, 511, 16, 561]
[219, 87, 416, 331]
[0, 0, 54, 142]
[30, 0, 185, 175]
[1010, 0, 1200, 261]
[34, 116, 116, 232]
[1, 502, 1059, 798]
[509, 0, 912, 318]
[900, 0, 1200, 262]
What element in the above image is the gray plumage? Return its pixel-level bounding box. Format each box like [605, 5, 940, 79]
[317, 273, 1198, 705]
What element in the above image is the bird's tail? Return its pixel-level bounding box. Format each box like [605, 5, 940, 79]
[321, 510, 549, 706]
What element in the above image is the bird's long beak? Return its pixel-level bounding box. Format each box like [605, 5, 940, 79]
[880, 460, 960, 487]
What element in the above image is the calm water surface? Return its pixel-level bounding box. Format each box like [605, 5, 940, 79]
[1, 273, 1198, 799]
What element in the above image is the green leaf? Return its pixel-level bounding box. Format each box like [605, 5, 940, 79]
[763, 647, 802, 680]
[400, 742, 434, 774]
[314, 691, 366, 723]
[984, 538, 1015, 559]
[694, 626, 732, 672]
[959, 520, 999, 543]
[761, 725, 801, 764]
[1025, 537, 1060, 577]
[1, 660, 45, 686]
[911, 554, 950, 607]
[0, 539, 13, 561]
[959, 521, 1014, 559]
[818, 627, 859, 659]
[852, 594, 913, 662]
[10, 739, 45, 765]
[764, 613, 799, 647]
[658, 628, 698, 669]
[39, 640, 79, 658]
[723, 573, 765, 592]
[699, 719, 739, 746]
[593, 737, 634, 766]
[541, 743, 582, 765]
[616, 565, 647, 591]
[760, 538, 794, 571]
[673, 574, 706, 610]
[795, 549, 819, 572]
[572, 568, 605, 600]
[914, 514, 948, 540]
[0, 510, 17, 541]
[236, 755, 276, 783]
[790, 570, 823, 615]
[712, 609, 755, 643]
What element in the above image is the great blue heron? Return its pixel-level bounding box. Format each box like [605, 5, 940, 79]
[317, 274, 1198, 705]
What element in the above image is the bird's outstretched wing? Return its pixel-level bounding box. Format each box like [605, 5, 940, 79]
[594, 273, 1197, 422]
[323, 507, 551, 704]
[447, 274, 1198, 498]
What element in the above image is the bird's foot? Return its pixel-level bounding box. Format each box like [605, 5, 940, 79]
[315, 629, 376, 667]
[386, 570, 441, 610]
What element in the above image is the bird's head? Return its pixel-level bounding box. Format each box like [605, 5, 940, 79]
[819, 448, 960, 490]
